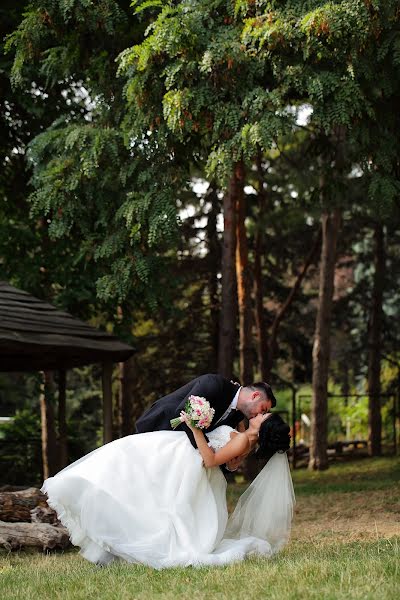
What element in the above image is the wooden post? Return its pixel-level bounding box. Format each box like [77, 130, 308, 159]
[39, 371, 58, 480]
[102, 362, 113, 444]
[119, 356, 136, 437]
[58, 369, 68, 470]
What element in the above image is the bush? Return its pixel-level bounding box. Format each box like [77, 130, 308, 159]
[0, 408, 42, 486]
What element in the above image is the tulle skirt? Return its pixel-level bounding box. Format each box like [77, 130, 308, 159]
[42, 431, 293, 568]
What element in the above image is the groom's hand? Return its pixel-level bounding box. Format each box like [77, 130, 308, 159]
[226, 456, 242, 472]
[237, 420, 246, 433]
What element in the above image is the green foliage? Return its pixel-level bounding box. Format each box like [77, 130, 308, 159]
[131, 0, 164, 16]
[2, 0, 400, 431]
[118, 0, 288, 186]
[6, 0, 126, 87]
[241, 0, 400, 208]
[3, 0, 181, 306]
[0, 1, 109, 315]
[0, 409, 42, 485]
[0, 366, 106, 486]
[7, 0, 399, 313]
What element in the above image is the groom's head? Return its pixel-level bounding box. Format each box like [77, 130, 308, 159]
[236, 382, 276, 419]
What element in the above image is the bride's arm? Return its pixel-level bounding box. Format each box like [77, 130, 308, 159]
[180, 411, 249, 468]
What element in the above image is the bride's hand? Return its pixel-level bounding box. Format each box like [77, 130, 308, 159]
[180, 411, 196, 431]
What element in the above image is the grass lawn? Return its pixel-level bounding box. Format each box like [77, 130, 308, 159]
[1, 457, 399, 600]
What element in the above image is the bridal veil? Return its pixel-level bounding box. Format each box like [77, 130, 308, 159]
[224, 452, 295, 553]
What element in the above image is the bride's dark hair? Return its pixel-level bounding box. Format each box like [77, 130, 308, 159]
[254, 413, 291, 462]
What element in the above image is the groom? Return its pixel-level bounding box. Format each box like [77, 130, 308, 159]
[136, 373, 277, 449]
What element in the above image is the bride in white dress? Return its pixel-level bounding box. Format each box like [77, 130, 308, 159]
[41, 412, 295, 569]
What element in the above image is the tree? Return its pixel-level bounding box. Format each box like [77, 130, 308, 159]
[367, 222, 385, 455]
[6, 0, 400, 470]
[118, 0, 291, 378]
[39, 371, 58, 478]
[235, 160, 253, 383]
[242, 0, 400, 468]
[218, 174, 238, 378]
[6, 0, 178, 307]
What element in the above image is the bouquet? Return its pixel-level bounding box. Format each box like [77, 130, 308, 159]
[170, 395, 215, 430]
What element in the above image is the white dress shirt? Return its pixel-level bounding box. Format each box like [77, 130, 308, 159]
[215, 386, 241, 425]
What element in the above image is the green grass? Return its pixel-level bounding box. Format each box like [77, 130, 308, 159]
[291, 456, 400, 495]
[227, 456, 400, 507]
[1, 457, 399, 600]
[1, 539, 398, 600]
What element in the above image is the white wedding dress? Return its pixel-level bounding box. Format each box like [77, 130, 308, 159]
[41, 425, 295, 569]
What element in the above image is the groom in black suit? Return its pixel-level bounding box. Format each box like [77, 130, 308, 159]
[136, 373, 277, 449]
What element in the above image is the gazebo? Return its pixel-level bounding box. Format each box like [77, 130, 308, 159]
[0, 281, 135, 476]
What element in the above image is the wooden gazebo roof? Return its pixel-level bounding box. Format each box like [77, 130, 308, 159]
[0, 281, 135, 372]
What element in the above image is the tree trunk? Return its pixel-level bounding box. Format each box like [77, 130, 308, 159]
[0, 488, 48, 522]
[40, 371, 58, 479]
[120, 353, 148, 431]
[206, 185, 221, 372]
[309, 208, 341, 470]
[254, 240, 268, 381]
[266, 230, 322, 377]
[368, 223, 385, 456]
[30, 505, 60, 525]
[235, 160, 253, 384]
[0, 521, 70, 551]
[218, 170, 238, 378]
[119, 356, 136, 437]
[57, 369, 68, 470]
[102, 362, 114, 444]
[253, 151, 269, 381]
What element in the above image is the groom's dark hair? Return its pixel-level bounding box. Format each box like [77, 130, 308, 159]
[247, 382, 277, 408]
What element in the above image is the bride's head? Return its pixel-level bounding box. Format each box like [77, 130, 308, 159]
[252, 413, 291, 462]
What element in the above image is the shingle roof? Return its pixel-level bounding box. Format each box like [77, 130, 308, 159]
[0, 281, 135, 371]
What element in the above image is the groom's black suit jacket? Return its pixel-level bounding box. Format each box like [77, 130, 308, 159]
[136, 373, 245, 448]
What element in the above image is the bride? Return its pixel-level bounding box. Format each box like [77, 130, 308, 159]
[41, 411, 295, 569]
